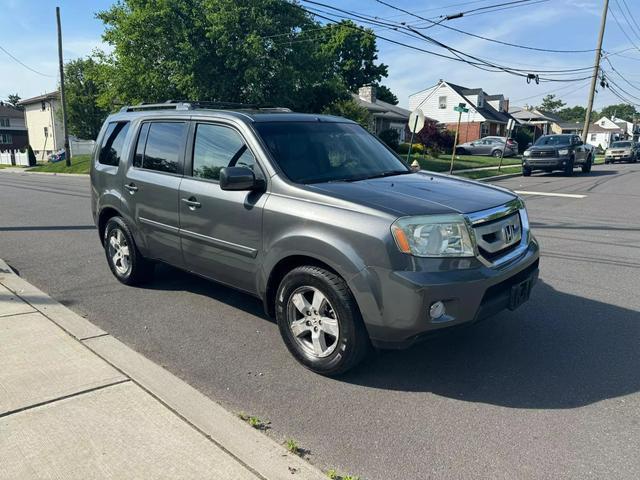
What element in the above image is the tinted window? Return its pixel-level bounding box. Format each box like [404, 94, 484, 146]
[192, 123, 258, 180]
[138, 122, 187, 174]
[99, 122, 130, 166]
[534, 135, 571, 147]
[254, 122, 408, 184]
[134, 123, 150, 168]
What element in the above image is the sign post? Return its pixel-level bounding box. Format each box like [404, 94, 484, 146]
[450, 103, 469, 174]
[407, 108, 425, 163]
[498, 118, 516, 172]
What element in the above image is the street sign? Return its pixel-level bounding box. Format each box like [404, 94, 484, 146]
[507, 118, 515, 131]
[408, 109, 425, 133]
[454, 105, 469, 113]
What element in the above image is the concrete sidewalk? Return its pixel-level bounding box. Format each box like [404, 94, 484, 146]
[0, 259, 325, 480]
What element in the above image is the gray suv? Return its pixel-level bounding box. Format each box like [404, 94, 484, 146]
[91, 102, 539, 375]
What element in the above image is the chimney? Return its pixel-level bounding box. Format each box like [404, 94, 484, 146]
[358, 85, 377, 104]
[503, 98, 509, 112]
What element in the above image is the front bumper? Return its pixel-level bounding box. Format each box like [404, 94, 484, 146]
[349, 238, 540, 349]
[605, 154, 633, 161]
[523, 155, 570, 169]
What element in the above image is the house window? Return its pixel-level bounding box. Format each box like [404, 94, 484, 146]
[481, 123, 489, 137]
[41, 101, 47, 111]
[438, 96, 447, 109]
[0, 133, 12, 144]
[477, 95, 484, 108]
[44, 127, 49, 137]
[590, 133, 597, 142]
[0, 117, 9, 127]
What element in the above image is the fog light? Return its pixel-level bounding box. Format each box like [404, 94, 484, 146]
[429, 301, 445, 319]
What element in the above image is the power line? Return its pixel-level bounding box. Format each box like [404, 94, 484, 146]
[617, 0, 640, 42]
[374, 0, 596, 53]
[0, 44, 55, 78]
[608, 3, 640, 52]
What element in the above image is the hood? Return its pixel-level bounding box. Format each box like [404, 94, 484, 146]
[527, 145, 564, 152]
[306, 172, 516, 217]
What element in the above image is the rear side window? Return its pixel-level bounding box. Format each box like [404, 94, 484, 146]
[192, 123, 258, 180]
[134, 122, 187, 174]
[99, 122, 129, 166]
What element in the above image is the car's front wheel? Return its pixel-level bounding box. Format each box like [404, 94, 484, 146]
[492, 149, 503, 158]
[275, 265, 370, 376]
[104, 216, 154, 285]
[522, 165, 532, 176]
[564, 156, 575, 176]
[581, 155, 592, 173]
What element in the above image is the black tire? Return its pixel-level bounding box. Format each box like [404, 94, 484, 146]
[604, 160, 610, 164]
[581, 155, 592, 173]
[104, 216, 154, 285]
[275, 265, 370, 376]
[455, 147, 467, 155]
[492, 149, 502, 158]
[564, 156, 575, 176]
[522, 165, 532, 177]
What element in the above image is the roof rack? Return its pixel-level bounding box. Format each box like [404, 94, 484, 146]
[120, 100, 292, 113]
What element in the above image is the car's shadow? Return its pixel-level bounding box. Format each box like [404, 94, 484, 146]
[340, 280, 640, 409]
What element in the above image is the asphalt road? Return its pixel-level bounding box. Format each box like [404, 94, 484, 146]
[1, 165, 639, 479]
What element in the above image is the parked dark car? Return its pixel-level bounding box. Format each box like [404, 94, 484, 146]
[456, 136, 518, 157]
[91, 102, 539, 375]
[522, 134, 594, 176]
[604, 141, 638, 163]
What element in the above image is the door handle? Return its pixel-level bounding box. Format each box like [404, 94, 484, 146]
[181, 197, 201, 209]
[124, 183, 138, 193]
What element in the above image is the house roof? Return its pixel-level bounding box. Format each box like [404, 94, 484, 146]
[446, 82, 511, 124]
[351, 93, 412, 121]
[17, 91, 60, 105]
[558, 121, 583, 131]
[0, 104, 25, 119]
[588, 123, 623, 133]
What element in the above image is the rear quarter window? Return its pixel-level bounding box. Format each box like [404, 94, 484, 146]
[98, 122, 130, 166]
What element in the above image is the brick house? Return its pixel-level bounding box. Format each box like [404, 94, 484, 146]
[408, 80, 514, 143]
[0, 103, 28, 150]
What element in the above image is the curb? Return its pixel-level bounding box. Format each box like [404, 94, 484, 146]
[0, 258, 326, 480]
[479, 172, 523, 182]
[6, 169, 88, 177]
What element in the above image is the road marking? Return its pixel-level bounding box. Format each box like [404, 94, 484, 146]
[515, 190, 586, 199]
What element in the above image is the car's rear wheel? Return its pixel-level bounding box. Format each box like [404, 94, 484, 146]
[104, 216, 154, 285]
[492, 149, 502, 158]
[522, 165, 532, 176]
[581, 155, 592, 173]
[275, 265, 370, 376]
[455, 147, 467, 155]
[564, 156, 575, 176]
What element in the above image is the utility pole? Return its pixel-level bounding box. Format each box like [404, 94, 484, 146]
[56, 7, 71, 167]
[582, 0, 609, 144]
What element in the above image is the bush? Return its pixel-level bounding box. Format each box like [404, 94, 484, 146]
[378, 129, 399, 150]
[404, 119, 454, 156]
[396, 142, 424, 155]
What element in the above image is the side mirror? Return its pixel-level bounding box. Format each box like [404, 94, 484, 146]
[219, 166, 263, 191]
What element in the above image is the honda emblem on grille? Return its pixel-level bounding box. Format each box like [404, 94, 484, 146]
[503, 223, 516, 243]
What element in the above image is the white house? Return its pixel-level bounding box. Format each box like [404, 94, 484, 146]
[586, 116, 625, 150]
[408, 79, 513, 143]
[18, 91, 63, 160]
[611, 116, 639, 141]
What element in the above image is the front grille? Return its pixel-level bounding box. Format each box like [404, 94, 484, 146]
[530, 150, 556, 158]
[472, 211, 522, 263]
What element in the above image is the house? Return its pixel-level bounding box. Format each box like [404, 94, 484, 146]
[509, 106, 585, 138]
[352, 85, 411, 141]
[0, 103, 28, 150]
[17, 91, 63, 160]
[408, 80, 514, 143]
[611, 116, 639, 141]
[586, 116, 625, 150]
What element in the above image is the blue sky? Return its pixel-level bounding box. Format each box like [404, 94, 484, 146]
[1, 0, 639, 111]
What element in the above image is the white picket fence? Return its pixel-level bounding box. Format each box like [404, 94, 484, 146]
[0, 150, 30, 166]
[70, 138, 96, 156]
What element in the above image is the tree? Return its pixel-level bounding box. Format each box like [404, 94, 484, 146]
[599, 103, 637, 121]
[6, 93, 21, 109]
[95, 2, 388, 113]
[557, 105, 587, 123]
[538, 94, 566, 113]
[322, 98, 371, 128]
[375, 84, 398, 105]
[64, 58, 109, 139]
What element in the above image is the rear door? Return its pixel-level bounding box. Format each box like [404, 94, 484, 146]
[178, 121, 268, 294]
[123, 120, 188, 266]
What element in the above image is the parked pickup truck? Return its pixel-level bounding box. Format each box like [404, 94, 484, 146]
[522, 134, 594, 176]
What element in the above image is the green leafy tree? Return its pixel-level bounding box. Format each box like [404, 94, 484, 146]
[64, 58, 109, 139]
[6, 93, 22, 109]
[556, 105, 587, 123]
[538, 94, 566, 113]
[322, 98, 371, 128]
[599, 103, 637, 121]
[375, 84, 398, 105]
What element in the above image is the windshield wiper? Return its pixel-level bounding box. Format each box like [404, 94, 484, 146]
[346, 170, 412, 182]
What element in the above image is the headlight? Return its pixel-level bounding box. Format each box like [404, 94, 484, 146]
[391, 215, 474, 257]
[558, 148, 569, 155]
[523, 150, 531, 157]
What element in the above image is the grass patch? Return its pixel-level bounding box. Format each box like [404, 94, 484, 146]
[237, 412, 270, 431]
[327, 469, 361, 480]
[406, 153, 521, 173]
[458, 166, 522, 180]
[0, 164, 26, 169]
[28, 154, 91, 174]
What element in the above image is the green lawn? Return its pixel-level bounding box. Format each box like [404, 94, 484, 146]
[0, 164, 25, 169]
[459, 166, 522, 180]
[406, 153, 521, 173]
[28, 154, 91, 174]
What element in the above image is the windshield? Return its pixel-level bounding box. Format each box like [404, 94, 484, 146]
[254, 121, 409, 184]
[611, 142, 631, 148]
[534, 135, 571, 147]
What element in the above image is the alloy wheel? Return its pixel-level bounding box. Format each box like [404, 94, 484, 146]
[107, 228, 131, 276]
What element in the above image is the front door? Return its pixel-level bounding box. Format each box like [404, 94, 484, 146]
[178, 122, 268, 294]
[123, 120, 188, 267]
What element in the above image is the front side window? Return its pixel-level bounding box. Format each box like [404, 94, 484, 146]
[99, 121, 130, 166]
[254, 121, 409, 184]
[192, 123, 258, 180]
[136, 122, 187, 174]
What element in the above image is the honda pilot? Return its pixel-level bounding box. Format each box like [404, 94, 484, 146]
[91, 102, 539, 375]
